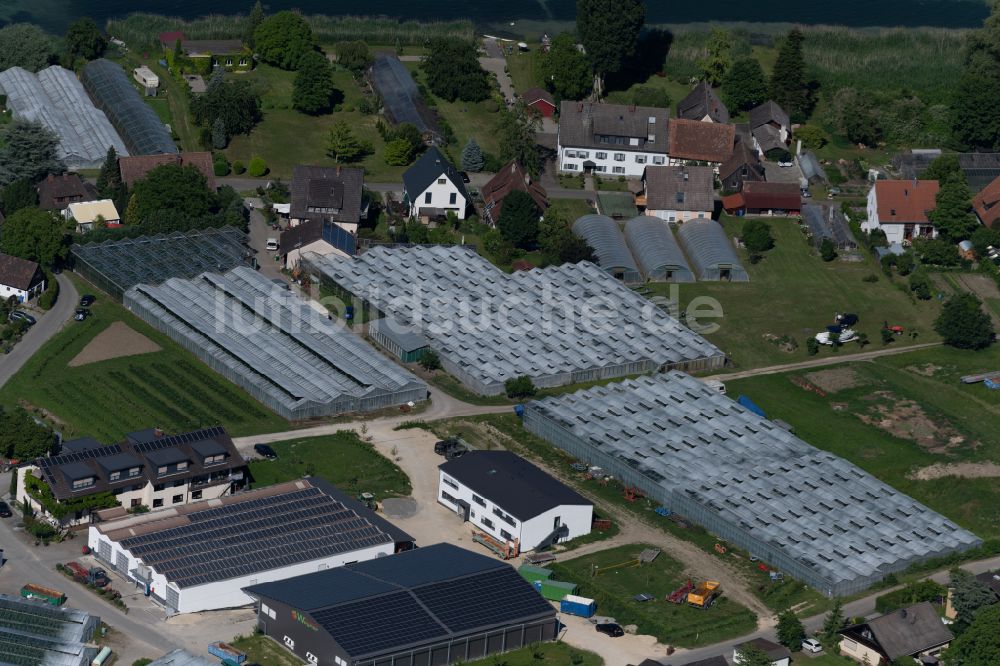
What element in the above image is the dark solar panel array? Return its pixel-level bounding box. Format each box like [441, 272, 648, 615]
[38, 444, 123, 471]
[414, 568, 553, 633]
[130, 426, 227, 454]
[311, 591, 446, 656]
[119, 487, 391, 587]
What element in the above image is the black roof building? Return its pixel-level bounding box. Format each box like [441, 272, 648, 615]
[33, 426, 245, 502]
[439, 451, 590, 522]
[244, 543, 557, 666]
[677, 81, 730, 124]
[290, 165, 365, 228]
[403, 146, 469, 203]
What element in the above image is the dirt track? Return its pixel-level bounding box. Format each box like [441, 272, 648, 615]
[68, 321, 162, 367]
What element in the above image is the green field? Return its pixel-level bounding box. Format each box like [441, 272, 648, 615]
[0, 278, 288, 442]
[651, 215, 943, 369]
[232, 634, 304, 666]
[550, 544, 757, 647]
[248, 431, 412, 498]
[727, 346, 1000, 539]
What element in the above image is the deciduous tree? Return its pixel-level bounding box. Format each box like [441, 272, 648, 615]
[776, 609, 806, 651]
[700, 29, 733, 86]
[190, 75, 262, 137]
[327, 121, 369, 163]
[538, 206, 595, 265]
[820, 237, 837, 261]
[952, 3, 1000, 150]
[1, 178, 38, 216]
[733, 645, 772, 666]
[741, 218, 774, 255]
[929, 172, 978, 242]
[0, 23, 56, 72]
[935, 292, 994, 350]
[944, 603, 1000, 664]
[384, 138, 415, 166]
[423, 39, 491, 103]
[576, 0, 645, 97]
[723, 57, 768, 112]
[336, 41, 372, 77]
[950, 569, 999, 630]
[540, 32, 591, 101]
[496, 103, 540, 177]
[0, 121, 64, 187]
[253, 11, 314, 70]
[65, 18, 106, 61]
[0, 207, 68, 267]
[497, 190, 540, 249]
[293, 50, 337, 115]
[628, 85, 671, 109]
[130, 164, 216, 223]
[504, 376, 537, 398]
[0, 407, 54, 460]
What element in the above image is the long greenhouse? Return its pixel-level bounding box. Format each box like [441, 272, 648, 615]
[571, 214, 642, 284]
[302, 245, 725, 395]
[676, 217, 749, 281]
[82, 59, 177, 156]
[123, 267, 427, 420]
[624, 215, 694, 282]
[523, 373, 981, 597]
[72, 227, 254, 298]
[369, 53, 439, 138]
[0, 66, 128, 169]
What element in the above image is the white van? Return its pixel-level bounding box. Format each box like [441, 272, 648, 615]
[266, 238, 279, 251]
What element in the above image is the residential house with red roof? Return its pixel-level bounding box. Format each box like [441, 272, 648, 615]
[522, 87, 556, 117]
[118, 152, 216, 190]
[667, 118, 735, 171]
[863, 180, 940, 244]
[973, 174, 1000, 228]
[722, 181, 801, 216]
[482, 160, 548, 226]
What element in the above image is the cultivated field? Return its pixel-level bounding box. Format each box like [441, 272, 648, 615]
[550, 543, 757, 648]
[727, 345, 1000, 540]
[248, 431, 412, 498]
[0, 281, 288, 442]
[649, 215, 943, 369]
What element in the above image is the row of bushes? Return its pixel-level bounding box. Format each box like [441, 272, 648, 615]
[55, 564, 129, 613]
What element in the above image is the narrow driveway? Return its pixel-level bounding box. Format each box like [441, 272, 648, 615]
[0, 274, 77, 389]
[657, 553, 1000, 665]
[707, 341, 942, 381]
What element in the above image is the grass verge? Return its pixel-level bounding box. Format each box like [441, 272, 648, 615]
[248, 431, 411, 499]
[231, 634, 304, 666]
[0, 275, 288, 441]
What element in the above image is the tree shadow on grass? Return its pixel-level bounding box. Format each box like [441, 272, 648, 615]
[605, 28, 674, 93]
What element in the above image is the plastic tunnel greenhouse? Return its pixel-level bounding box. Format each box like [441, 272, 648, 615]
[624, 215, 694, 282]
[369, 53, 439, 138]
[676, 217, 748, 282]
[0, 66, 128, 170]
[81, 59, 177, 156]
[571, 214, 642, 284]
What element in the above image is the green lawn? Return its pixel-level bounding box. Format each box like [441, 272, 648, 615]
[231, 634, 303, 666]
[551, 544, 757, 647]
[248, 431, 411, 499]
[506, 50, 543, 93]
[651, 215, 943, 369]
[727, 345, 1000, 539]
[548, 198, 595, 220]
[792, 654, 854, 665]
[499, 641, 602, 665]
[0, 276, 288, 442]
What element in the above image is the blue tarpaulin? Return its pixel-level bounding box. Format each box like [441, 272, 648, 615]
[737, 395, 766, 418]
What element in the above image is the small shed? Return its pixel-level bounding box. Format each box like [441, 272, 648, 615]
[132, 65, 159, 91]
[624, 215, 695, 283]
[572, 214, 641, 284]
[522, 87, 556, 117]
[368, 317, 430, 363]
[676, 217, 748, 282]
[801, 204, 857, 250]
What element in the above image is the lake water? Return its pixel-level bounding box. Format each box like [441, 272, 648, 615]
[3, 0, 990, 33]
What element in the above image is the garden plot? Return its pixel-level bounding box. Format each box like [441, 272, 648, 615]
[68, 321, 161, 367]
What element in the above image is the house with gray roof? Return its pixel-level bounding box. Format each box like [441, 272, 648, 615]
[557, 101, 670, 177]
[749, 101, 791, 157]
[0, 251, 45, 303]
[641, 165, 715, 222]
[403, 147, 470, 220]
[290, 164, 366, 233]
[839, 602, 954, 664]
[677, 81, 730, 124]
[719, 142, 766, 192]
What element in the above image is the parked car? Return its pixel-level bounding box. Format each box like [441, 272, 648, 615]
[253, 443, 277, 459]
[9, 311, 36, 326]
[459, 171, 471, 184]
[74, 309, 89, 321]
[0, 501, 11, 518]
[434, 438, 459, 455]
[596, 623, 624, 637]
[266, 238, 279, 251]
[444, 447, 467, 460]
[778, 159, 794, 167]
[802, 638, 823, 653]
[79, 295, 96, 307]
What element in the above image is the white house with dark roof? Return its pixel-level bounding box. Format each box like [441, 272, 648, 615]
[557, 101, 670, 177]
[641, 165, 715, 222]
[838, 602, 953, 665]
[289, 164, 366, 233]
[403, 147, 470, 220]
[0, 252, 45, 303]
[438, 451, 593, 552]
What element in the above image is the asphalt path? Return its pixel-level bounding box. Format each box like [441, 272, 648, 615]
[0, 274, 78, 389]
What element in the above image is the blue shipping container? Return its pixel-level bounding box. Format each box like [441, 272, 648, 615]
[736, 395, 766, 418]
[208, 643, 246, 664]
[560, 594, 597, 618]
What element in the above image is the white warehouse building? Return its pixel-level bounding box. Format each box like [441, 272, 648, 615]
[87, 478, 414, 614]
[438, 451, 593, 552]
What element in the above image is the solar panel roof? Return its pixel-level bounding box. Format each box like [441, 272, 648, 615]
[143, 447, 187, 466]
[245, 543, 555, 660]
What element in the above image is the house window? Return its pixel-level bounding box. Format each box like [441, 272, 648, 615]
[635, 155, 647, 164]
[596, 152, 607, 160]
[177, 461, 187, 471]
[564, 163, 578, 171]
[72, 478, 94, 490]
[109, 471, 121, 482]
[226, 58, 233, 66]
[131, 498, 141, 508]
[154, 484, 165, 491]
[481, 517, 495, 529]
[128, 467, 140, 477]
[424, 192, 432, 204]
[191, 490, 202, 500]
[153, 498, 163, 508]
[614, 153, 626, 162]
[554, 516, 562, 529]
[239, 58, 248, 66]
[652, 156, 666, 165]
[449, 193, 457, 205]
[613, 167, 625, 174]
[172, 494, 183, 504]
[578, 151, 589, 159]
[442, 476, 458, 490]
[565, 150, 577, 158]
[595, 165, 607, 173]
[472, 494, 486, 507]
[500, 529, 513, 541]
[437, 177, 446, 184]
[157, 466, 167, 475]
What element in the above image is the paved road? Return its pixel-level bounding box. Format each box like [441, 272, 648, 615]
[657, 553, 1000, 665]
[706, 341, 942, 381]
[0, 274, 78, 389]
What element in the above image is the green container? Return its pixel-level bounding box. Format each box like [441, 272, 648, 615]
[518, 565, 554, 583]
[533, 579, 578, 601]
